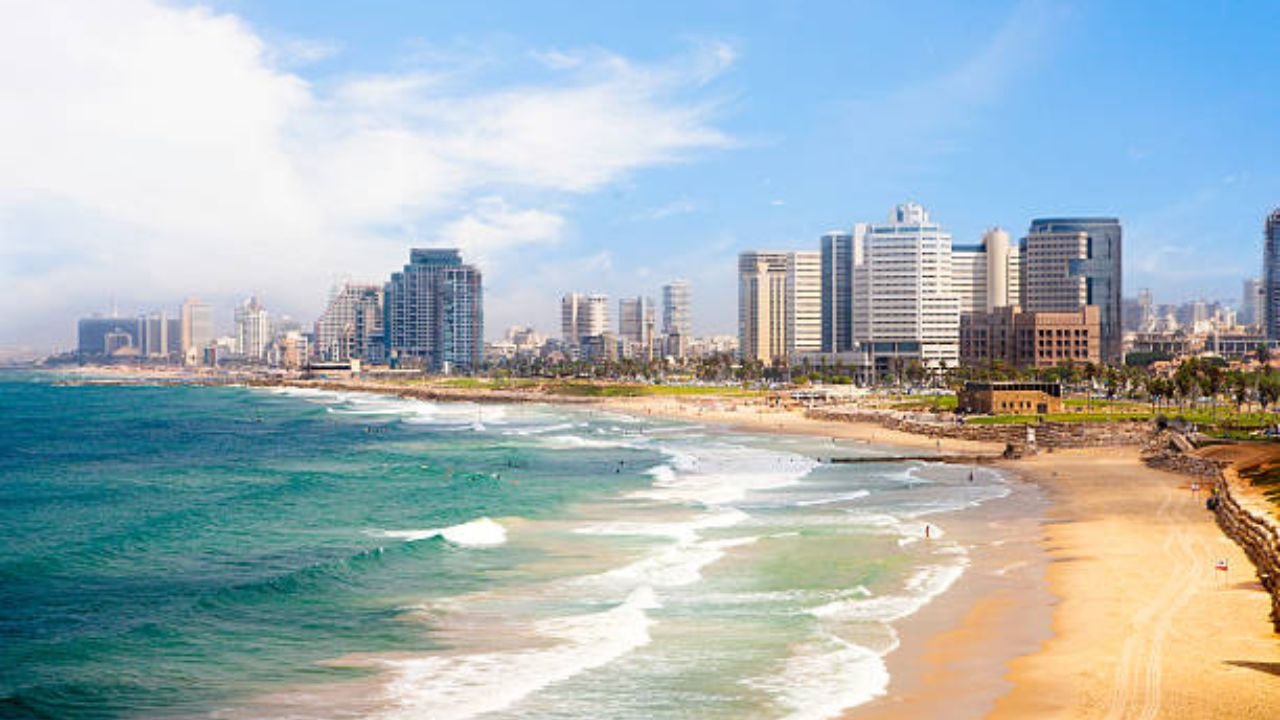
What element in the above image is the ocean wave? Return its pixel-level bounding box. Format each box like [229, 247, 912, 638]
[808, 559, 967, 624]
[749, 632, 891, 720]
[631, 445, 819, 506]
[375, 586, 659, 720]
[794, 490, 871, 507]
[538, 434, 637, 450]
[597, 535, 759, 588]
[375, 517, 507, 547]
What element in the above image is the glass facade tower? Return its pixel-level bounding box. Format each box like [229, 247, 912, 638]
[384, 249, 483, 372]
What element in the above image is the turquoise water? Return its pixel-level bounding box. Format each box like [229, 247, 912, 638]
[0, 374, 1014, 719]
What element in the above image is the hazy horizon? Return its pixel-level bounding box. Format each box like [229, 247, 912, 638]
[3, 0, 1278, 355]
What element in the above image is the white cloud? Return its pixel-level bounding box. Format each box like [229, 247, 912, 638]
[0, 0, 734, 349]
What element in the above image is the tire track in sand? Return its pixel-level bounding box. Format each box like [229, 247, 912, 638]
[1102, 481, 1207, 720]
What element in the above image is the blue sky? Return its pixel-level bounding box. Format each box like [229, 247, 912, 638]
[1, 0, 1277, 351]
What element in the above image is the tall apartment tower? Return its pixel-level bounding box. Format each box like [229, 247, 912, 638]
[786, 251, 822, 354]
[820, 229, 860, 353]
[952, 228, 1021, 315]
[1242, 277, 1264, 330]
[180, 297, 213, 364]
[618, 296, 657, 356]
[315, 283, 384, 363]
[1022, 217, 1123, 363]
[234, 297, 271, 360]
[738, 251, 790, 363]
[661, 280, 692, 358]
[384, 249, 484, 372]
[1265, 210, 1280, 340]
[852, 202, 959, 372]
[561, 293, 609, 346]
[661, 280, 691, 336]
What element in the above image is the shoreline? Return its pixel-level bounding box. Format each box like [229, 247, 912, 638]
[272, 378, 1052, 718]
[42, 370, 1280, 717]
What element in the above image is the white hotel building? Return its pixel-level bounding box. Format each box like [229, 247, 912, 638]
[952, 227, 1021, 314]
[852, 202, 959, 373]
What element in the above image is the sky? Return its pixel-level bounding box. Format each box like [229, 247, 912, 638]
[2, 0, 1278, 354]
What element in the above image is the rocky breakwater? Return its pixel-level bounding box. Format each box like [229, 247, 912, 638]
[806, 407, 1152, 452]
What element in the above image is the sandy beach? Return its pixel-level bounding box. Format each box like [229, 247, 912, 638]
[988, 449, 1280, 719]
[598, 395, 1004, 457]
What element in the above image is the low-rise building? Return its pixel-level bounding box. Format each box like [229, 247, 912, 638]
[957, 381, 1063, 415]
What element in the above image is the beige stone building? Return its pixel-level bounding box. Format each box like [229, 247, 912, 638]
[960, 305, 1100, 369]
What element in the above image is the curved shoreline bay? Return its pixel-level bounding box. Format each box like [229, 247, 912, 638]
[0, 375, 1039, 719]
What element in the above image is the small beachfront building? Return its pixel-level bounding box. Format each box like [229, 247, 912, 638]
[957, 381, 1063, 415]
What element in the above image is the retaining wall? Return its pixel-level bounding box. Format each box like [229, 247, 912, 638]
[1214, 469, 1280, 632]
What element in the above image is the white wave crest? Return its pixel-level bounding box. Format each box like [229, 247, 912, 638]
[750, 633, 890, 720]
[377, 517, 507, 547]
[794, 490, 871, 507]
[809, 560, 967, 623]
[377, 586, 659, 720]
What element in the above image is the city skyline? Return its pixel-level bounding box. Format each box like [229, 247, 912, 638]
[3, 1, 1279, 355]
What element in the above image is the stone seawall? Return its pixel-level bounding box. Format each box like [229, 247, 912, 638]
[805, 408, 1151, 451]
[1215, 469, 1280, 632]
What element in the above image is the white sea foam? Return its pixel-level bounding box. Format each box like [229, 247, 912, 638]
[750, 632, 891, 720]
[502, 422, 576, 436]
[376, 586, 659, 720]
[794, 489, 871, 507]
[574, 507, 750, 544]
[809, 559, 967, 623]
[632, 445, 819, 506]
[377, 517, 507, 547]
[539, 434, 637, 450]
[598, 535, 759, 588]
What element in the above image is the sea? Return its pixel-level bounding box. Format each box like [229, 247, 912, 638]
[0, 372, 1023, 719]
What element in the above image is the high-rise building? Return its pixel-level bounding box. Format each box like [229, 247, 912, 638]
[180, 297, 213, 364]
[77, 316, 141, 356]
[1243, 277, 1264, 330]
[853, 202, 959, 373]
[820, 228, 860, 353]
[1022, 217, 1123, 363]
[738, 251, 790, 363]
[384, 249, 483, 372]
[1264, 210, 1280, 339]
[786, 251, 822, 354]
[618, 296, 657, 357]
[234, 297, 271, 360]
[561, 293, 609, 346]
[952, 227, 1021, 315]
[315, 283, 384, 363]
[661, 280, 692, 358]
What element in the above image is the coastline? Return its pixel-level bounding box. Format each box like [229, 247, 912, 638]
[41, 370, 1280, 717]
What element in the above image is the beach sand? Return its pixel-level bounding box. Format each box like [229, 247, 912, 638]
[598, 395, 1004, 457]
[988, 449, 1280, 719]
